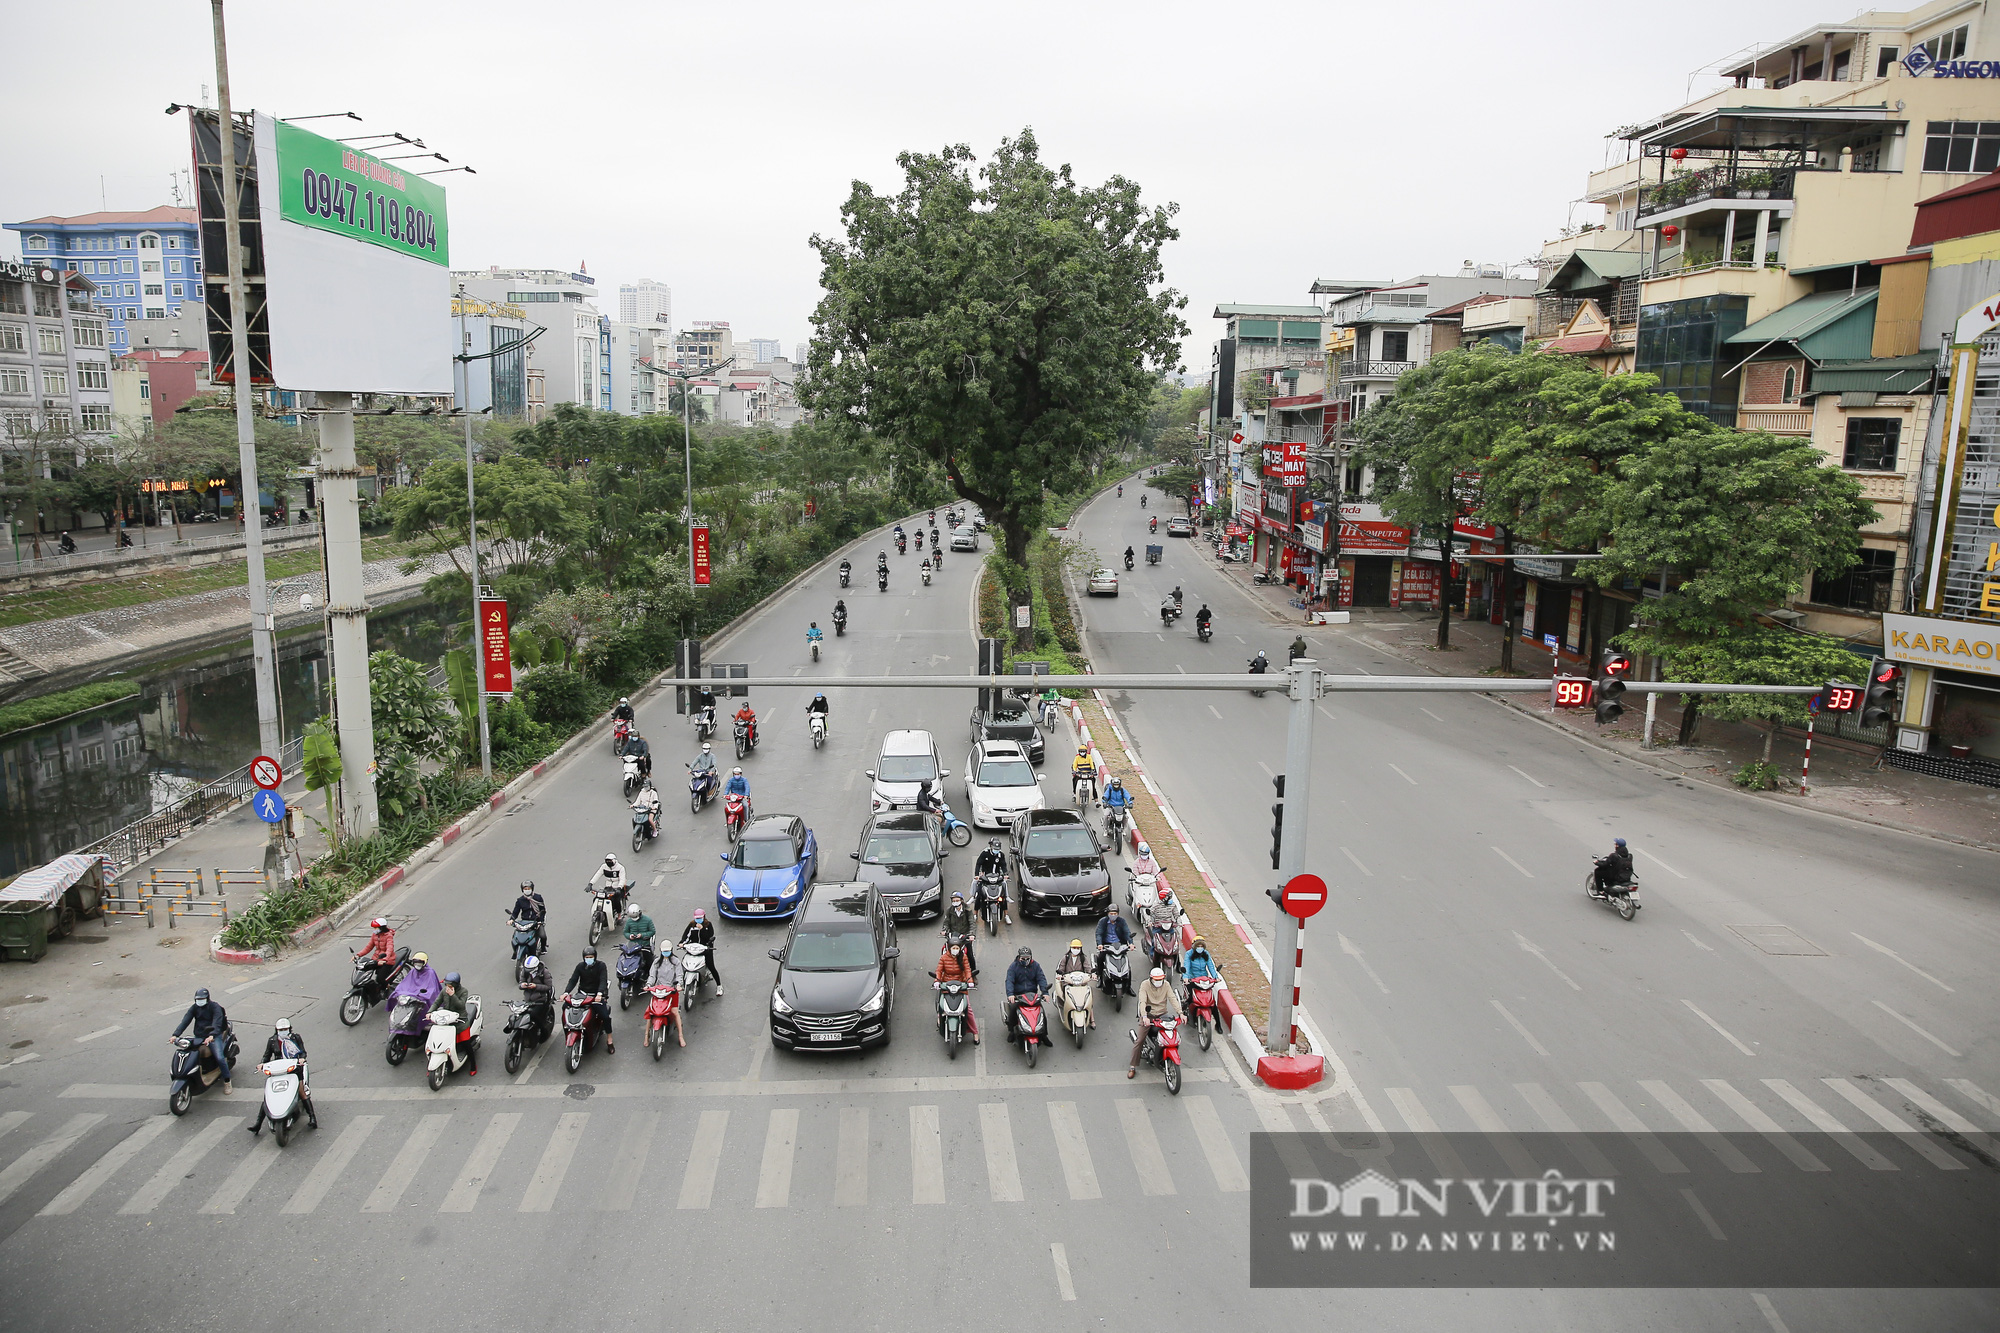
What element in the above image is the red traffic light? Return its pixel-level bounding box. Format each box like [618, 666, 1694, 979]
[1873, 661, 1901, 685]
[1600, 650, 1634, 678]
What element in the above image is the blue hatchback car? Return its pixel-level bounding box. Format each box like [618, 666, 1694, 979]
[716, 814, 819, 920]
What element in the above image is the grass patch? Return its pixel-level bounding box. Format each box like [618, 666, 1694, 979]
[0, 680, 141, 736]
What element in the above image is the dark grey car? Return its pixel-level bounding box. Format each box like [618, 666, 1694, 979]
[848, 810, 948, 921]
[767, 882, 898, 1052]
[1010, 808, 1112, 921]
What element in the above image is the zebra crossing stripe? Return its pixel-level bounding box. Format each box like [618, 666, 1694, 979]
[754, 1109, 799, 1209]
[600, 1110, 657, 1212]
[676, 1109, 728, 1210]
[833, 1107, 868, 1207]
[0, 1113, 105, 1208]
[520, 1111, 588, 1213]
[980, 1103, 1023, 1203]
[282, 1115, 381, 1214]
[1578, 1082, 1688, 1174]
[1640, 1081, 1759, 1174]
[1821, 1079, 1965, 1171]
[362, 1112, 450, 1212]
[1514, 1083, 1619, 1177]
[39, 1116, 169, 1216]
[440, 1113, 521, 1212]
[1184, 1096, 1248, 1192]
[1700, 1080, 1828, 1173]
[1761, 1080, 1897, 1172]
[119, 1116, 231, 1214]
[199, 1134, 279, 1214]
[910, 1105, 945, 1205]
[1116, 1099, 1175, 1196]
[1048, 1101, 1100, 1200]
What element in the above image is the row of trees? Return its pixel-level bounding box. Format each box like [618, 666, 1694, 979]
[1351, 346, 1878, 743]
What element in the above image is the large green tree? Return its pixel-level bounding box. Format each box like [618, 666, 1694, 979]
[802, 129, 1187, 566]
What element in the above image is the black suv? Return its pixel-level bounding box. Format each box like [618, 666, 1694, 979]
[970, 690, 1045, 764]
[1010, 808, 1112, 920]
[767, 881, 899, 1052]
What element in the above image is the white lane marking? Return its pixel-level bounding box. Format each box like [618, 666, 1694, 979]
[1700, 1080, 1828, 1171]
[0, 1111, 32, 1145]
[1852, 934, 1953, 992]
[117, 1115, 227, 1213]
[1492, 847, 1535, 879]
[1257, 760, 1274, 777]
[1447, 1085, 1541, 1178]
[601, 1110, 658, 1211]
[38, 1115, 170, 1216]
[1821, 1078, 1966, 1170]
[1234, 636, 1246, 644]
[440, 1112, 521, 1212]
[1682, 930, 1714, 952]
[1338, 933, 1389, 995]
[1050, 1242, 1077, 1302]
[1871, 1000, 1961, 1057]
[867, 708, 878, 724]
[284, 1114, 382, 1214]
[1317, 705, 1337, 722]
[1683, 999, 1756, 1056]
[1761, 1080, 1896, 1170]
[1156, 633, 1165, 642]
[1681, 1188, 1727, 1239]
[910, 1104, 946, 1204]
[514, 1037, 550, 1086]
[1184, 1095, 1249, 1192]
[1175, 664, 1186, 674]
[363, 1113, 451, 1211]
[744, 1041, 769, 1084]
[225, 954, 319, 994]
[1048, 1101, 1101, 1200]
[1513, 932, 1580, 990]
[974, 1034, 987, 1080]
[1884, 1078, 2000, 1160]
[1387, 764, 1417, 785]
[1490, 999, 1549, 1057]
[754, 1108, 800, 1209]
[1514, 1083, 1618, 1177]
[980, 1102, 1024, 1202]
[1340, 847, 1371, 876]
[1636, 848, 1686, 879]
[200, 1133, 280, 1213]
[1, 1052, 39, 1068]
[1640, 1081, 1759, 1172]
[1207, 705, 1223, 720]
[1576, 1083, 1688, 1173]
[843, 768, 858, 791]
[651, 873, 666, 887]
[520, 1111, 590, 1213]
[1419, 707, 1443, 722]
[676, 1109, 730, 1209]
[1946, 1078, 2000, 1120]
[834, 1106, 869, 1207]
[1116, 1098, 1176, 1195]
[1506, 765, 1546, 789]
[74, 1025, 122, 1043]
[1751, 1293, 1791, 1333]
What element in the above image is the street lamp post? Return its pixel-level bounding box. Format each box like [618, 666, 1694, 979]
[666, 355, 734, 591]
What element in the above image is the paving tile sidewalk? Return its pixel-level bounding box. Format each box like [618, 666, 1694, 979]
[1202, 551, 1999, 851]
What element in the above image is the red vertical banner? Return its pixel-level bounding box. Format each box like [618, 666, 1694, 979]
[690, 525, 712, 586]
[478, 598, 512, 694]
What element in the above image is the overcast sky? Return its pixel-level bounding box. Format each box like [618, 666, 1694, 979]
[4, 0, 1835, 374]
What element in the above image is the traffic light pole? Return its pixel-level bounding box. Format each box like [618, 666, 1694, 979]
[1267, 658, 1319, 1056]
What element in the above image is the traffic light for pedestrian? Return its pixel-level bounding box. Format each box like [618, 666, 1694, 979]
[1270, 773, 1285, 871]
[1594, 650, 1633, 725]
[1861, 658, 1902, 728]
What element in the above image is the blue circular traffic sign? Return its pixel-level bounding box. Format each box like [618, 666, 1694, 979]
[251, 789, 286, 824]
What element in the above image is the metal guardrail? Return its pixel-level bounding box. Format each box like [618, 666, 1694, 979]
[3, 521, 322, 577]
[75, 735, 304, 874]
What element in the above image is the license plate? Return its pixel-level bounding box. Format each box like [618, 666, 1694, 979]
[1060, 906, 1079, 916]
[742, 902, 767, 913]
[808, 1032, 843, 1042]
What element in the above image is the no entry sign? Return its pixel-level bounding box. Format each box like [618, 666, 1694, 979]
[1281, 873, 1327, 919]
[250, 754, 283, 790]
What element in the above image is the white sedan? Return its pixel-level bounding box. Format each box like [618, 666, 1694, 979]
[963, 741, 1046, 829]
[1086, 569, 1118, 596]
[950, 530, 979, 552]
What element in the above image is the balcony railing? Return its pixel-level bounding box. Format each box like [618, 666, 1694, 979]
[1638, 165, 1796, 220]
[1338, 359, 1416, 381]
[1737, 408, 1813, 435]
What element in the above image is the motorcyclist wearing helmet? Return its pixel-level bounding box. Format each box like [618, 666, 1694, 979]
[510, 882, 545, 927]
[591, 853, 630, 920]
[564, 946, 613, 1054]
[972, 838, 1010, 927]
[915, 778, 945, 820]
[724, 765, 750, 799]
[1101, 774, 1134, 819]
[1248, 649, 1270, 674]
[1070, 746, 1097, 802]
[876, 550, 889, 572]
[930, 939, 979, 1042]
[1132, 840, 1160, 879]
[1057, 938, 1095, 1029]
[806, 692, 830, 735]
[439, 972, 478, 1075]
[612, 697, 635, 725]
[356, 915, 398, 970]
[690, 739, 718, 779]
[518, 953, 555, 1042]
[1129, 966, 1181, 1078]
[1195, 603, 1212, 633]
[832, 599, 848, 628]
[680, 908, 722, 994]
[806, 622, 824, 653]
[733, 701, 758, 749]
[623, 901, 657, 978]
[1182, 935, 1221, 1008]
[248, 1018, 315, 1134]
[1595, 838, 1635, 894]
[635, 780, 662, 838]
[171, 987, 232, 1093]
[1004, 946, 1049, 1040]
[941, 890, 978, 976]
[642, 944, 689, 1048]
[624, 728, 653, 781]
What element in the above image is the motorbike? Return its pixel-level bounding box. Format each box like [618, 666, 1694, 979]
[678, 941, 711, 1014]
[974, 872, 1007, 934]
[833, 612, 847, 637]
[1147, 918, 1183, 977]
[1099, 942, 1133, 1011]
[588, 885, 621, 946]
[1196, 620, 1213, 643]
[385, 968, 441, 1066]
[1146, 544, 1161, 566]
[1127, 868, 1161, 917]
[1186, 975, 1220, 1052]
[167, 1026, 240, 1115]
[914, 530, 924, 551]
[935, 802, 974, 848]
[622, 753, 643, 799]
[734, 716, 757, 760]
[1011, 991, 1050, 1068]
[1131, 1014, 1184, 1094]
[505, 914, 547, 975]
[688, 763, 719, 813]
[838, 565, 851, 588]
[809, 635, 822, 662]
[423, 998, 482, 1091]
[1058, 970, 1093, 1048]
[896, 535, 906, 555]
[809, 712, 827, 750]
[877, 568, 889, 592]
[695, 705, 717, 742]
[1251, 569, 1278, 586]
[1149, 516, 1157, 533]
[1586, 860, 1643, 921]
[616, 941, 652, 1010]
[1159, 602, 1179, 627]
[931, 549, 942, 570]
[1073, 771, 1096, 807]
[502, 995, 553, 1074]
[921, 565, 932, 586]
[724, 791, 751, 843]
[631, 799, 658, 852]
[1124, 552, 1134, 571]
[338, 945, 411, 1025]
[612, 718, 632, 755]
[1248, 657, 1270, 697]
[1103, 803, 1128, 854]
[561, 991, 606, 1074]
[257, 1054, 310, 1145]
[935, 980, 974, 1059]
[645, 974, 682, 1059]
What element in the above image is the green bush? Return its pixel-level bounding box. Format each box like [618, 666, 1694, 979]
[1731, 761, 1784, 791]
[518, 666, 601, 729]
[488, 696, 556, 770]
[0, 680, 140, 736]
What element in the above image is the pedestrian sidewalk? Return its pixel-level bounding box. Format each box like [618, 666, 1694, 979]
[1204, 554, 2000, 852]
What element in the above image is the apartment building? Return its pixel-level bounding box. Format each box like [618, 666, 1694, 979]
[0, 259, 116, 545]
[604, 320, 662, 417]
[4, 207, 200, 356]
[449, 294, 532, 420]
[450, 267, 604, 411]
[674, 322, 735, 371]
[618, 277, 672, 329]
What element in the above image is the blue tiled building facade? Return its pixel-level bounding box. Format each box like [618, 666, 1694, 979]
[4, 207, 201, 355]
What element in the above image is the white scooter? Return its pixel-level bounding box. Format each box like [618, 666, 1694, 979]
[921, 565, 932, 586]
[1126, 867, 1161, 917]
[258, 1056, 310, 1146]
[424, 999, 483, 1091]
[809, 712, 827, 750]
[1058, 969, 1094, 1048]
[679, 941, 710, 1014]
[621, 752, 642, 799]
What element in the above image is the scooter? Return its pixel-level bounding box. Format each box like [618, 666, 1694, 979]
[935, 979, 974, 1059]
[897, 535, 907, 555]
[616, 941, 652, 1010]
[587, 885, 620, 946]
[1147, 918, 1182, 977]
[724, 792, 751, 843]
[809, 636, 821, 662]
[505, 914, 547, 975]
[678, 941, 710, 1014]
[1073, 772, 1096, 808]
[1124, 552, 1134, 571]
[1159, 602, 1179, 627]
[561, 991, 605, 1074]
[1058, 970, 1093, 1048]
[877, 568, 889, 592]
[914, 530, 925, 551]
[833, 612, 847, 637]
[502, 995, 553, 1074]
[810, 712, 827, 750]
[694, 705, 717, 742]
[1187, 975, 1220, 1052]
[612, 718, 632, 755]
[167, 1026, 240, 1115]
[632, 799, 658, 852]
[1195, 620, 1212, 643]
[1149, 516, 1157, 534]
[384, 968, 441, 1066]
[1248, 656, 1270, 697]
[1099, 942, 1133, 1011]
[1103, 803, 1128, 854]
[1127, 868, 1161, 917]
[423, 999, 482, 1091]
[1011, 991, 1050, 1068]
[838, 565, 851, 589]
[733, 717, 756, 760]
[646, 972, 682, 1060]
[1131, 1014, 1184, 1094]
[935, 803, 973, 848]
[688, 763, 719, 813]
[257, 1054, 310, 1145]
[921, 565, 932, 586]
[1585, 860, 1643, 921]
[975, 872, 1007, 934]
[622, 753, 642, 799]
[338, 945, 411, 1026]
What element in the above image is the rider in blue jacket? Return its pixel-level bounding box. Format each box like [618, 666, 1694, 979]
[724, 767, 750, 798]
[1182, 935, 1220, 1004]
[1004, 946, 1049, 1037]
[1093, 912, 1132, 980]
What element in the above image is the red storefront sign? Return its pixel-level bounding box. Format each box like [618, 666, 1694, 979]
[478, 598, 513, 694]
[1400, 562, 1441, 607]
[691, 525, 712, 586]
[1339, 519, 1410, 553]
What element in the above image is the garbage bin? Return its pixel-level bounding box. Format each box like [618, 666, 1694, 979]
[0, 903, 53, 963]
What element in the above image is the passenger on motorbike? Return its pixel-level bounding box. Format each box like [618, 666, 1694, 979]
[171, 987, 233, 1093]
[733, 702, 758, 748]
[931, 942, 979, 1043]
[1132, 841, 1160, 879]
[1057, 938, 1095, 1029]
[1128, 967, 1181, 1078]
[1594, 838, 1635, 893]
[624, 731, 653, 781]
[806, 693, 830, 734]
[439, 972, 478, 1075]
[681, 908, 722, 995]
[1094, 912, 1132, 979]
[591, 854, 630, 920]
[642, 946, 688, 1047]
[941, 892, 979, 975]
[635, 781, 662, 838]
[1182, 936, 1221, 1007]
[247, 1018, 315, 1135]
[564, 946, 613, 1054]
[1004, 947, 1050, 1038]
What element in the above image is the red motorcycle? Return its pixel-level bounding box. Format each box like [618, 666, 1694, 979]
[724, 792, 751, 843]
[611, 718, 632, 755]
[1011, 991, 1050, 1069]
[561, 990, 606, 1074]
[1132, 1014, 1183, 1094]
[1149, 516, 1158, 534]
[644, 982, 681, 1060]
[1186, 976, 1220, 1052]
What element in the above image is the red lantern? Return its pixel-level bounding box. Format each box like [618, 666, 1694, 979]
[1670, 147, 1689, 162]
[1661, 224, 1680, 240]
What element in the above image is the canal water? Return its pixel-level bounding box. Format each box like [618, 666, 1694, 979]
[0, 604, 451, 878]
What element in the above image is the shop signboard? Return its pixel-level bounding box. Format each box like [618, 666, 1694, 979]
[1882, 612, 2000, 678]
[1337, 502, 1410, 555]
[1298, 520, 1327, 554]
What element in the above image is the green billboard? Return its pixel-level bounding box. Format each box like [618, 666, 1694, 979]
[273, 119, 449, 266]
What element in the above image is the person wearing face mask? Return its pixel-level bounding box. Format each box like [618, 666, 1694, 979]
[171, 988, 233, 1093]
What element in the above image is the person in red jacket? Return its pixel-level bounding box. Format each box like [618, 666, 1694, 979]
[931, 941, 979, 1043]
[356, 917, 396, 966]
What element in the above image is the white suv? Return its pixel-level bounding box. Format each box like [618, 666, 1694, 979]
[867, 729, 946, 812]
